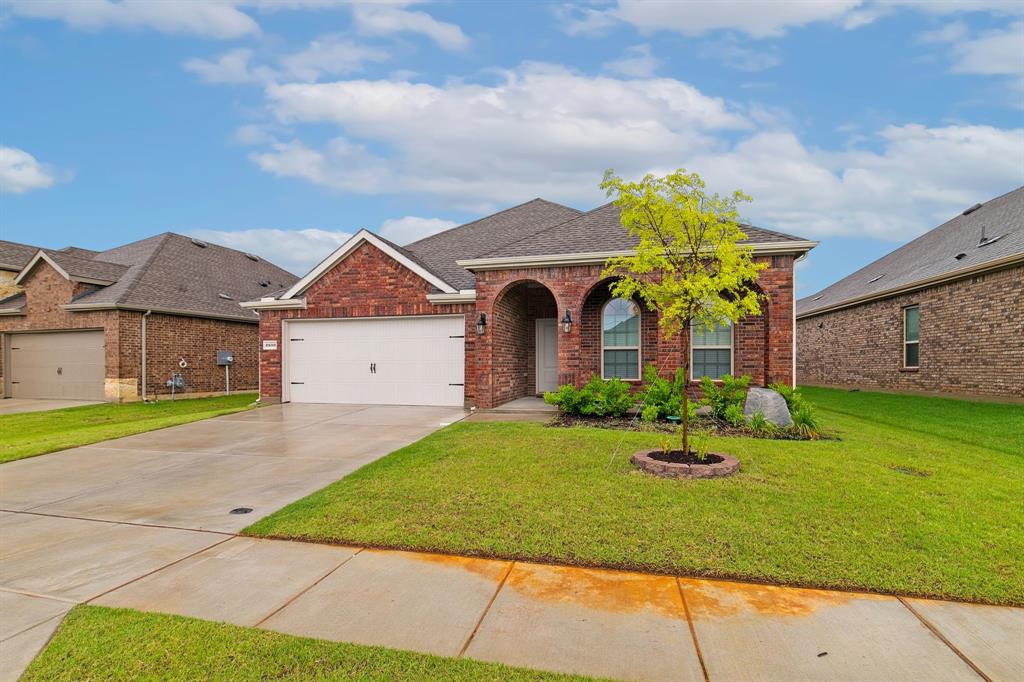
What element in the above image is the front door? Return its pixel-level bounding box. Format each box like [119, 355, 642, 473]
[535, 318, 558, 394]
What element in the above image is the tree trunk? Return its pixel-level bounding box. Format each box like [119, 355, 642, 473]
[682, 358, 690, 455]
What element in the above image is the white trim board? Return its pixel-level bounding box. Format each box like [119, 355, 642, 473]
[15, 251, 117, 286]
[279, 229, 457, 300]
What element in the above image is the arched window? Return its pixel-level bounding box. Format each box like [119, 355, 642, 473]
[602, 298, 640, 380]
[691, 321, 733, 380]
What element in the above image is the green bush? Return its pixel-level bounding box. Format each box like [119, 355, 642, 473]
[637, 364, 691, 422]
[723, 402, 747, 426]
[699, 374, 751, 420]
[747, 410, 778, 436]
[768, 382, 822, 439]
[543, 375, 635, 417]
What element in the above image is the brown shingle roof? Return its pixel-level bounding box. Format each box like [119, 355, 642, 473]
[402, 198, 583, 289]
[0, 240, 42, 271]
[43, 250, 129, 283]
[797, 186, 1024, 317]
[70, 233, 298, 322]
[476, 203, 810, 259]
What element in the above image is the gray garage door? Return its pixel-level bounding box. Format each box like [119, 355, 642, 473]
[8, 331, 105, 401]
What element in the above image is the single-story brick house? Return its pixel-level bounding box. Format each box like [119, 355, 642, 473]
[245, 199, 816, 408]
[0, 234, 296, 402]
[796, 186, 1023, 401]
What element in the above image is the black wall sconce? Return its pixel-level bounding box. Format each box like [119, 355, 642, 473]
[476, 313, 487, 335]
[561, 310, 573, 333]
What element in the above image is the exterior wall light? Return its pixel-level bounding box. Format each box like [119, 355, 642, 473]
[561, 310, 573, 333]
[476, 313, 487, 335]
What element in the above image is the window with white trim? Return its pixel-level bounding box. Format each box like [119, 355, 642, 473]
[903, 305, 919, 368]
[602, 298, 640, 380]
[691, 321, 733, 380]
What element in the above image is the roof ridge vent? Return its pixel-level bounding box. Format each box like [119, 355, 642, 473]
[190, 238, 208, 248]
[962, 203, 982, 215]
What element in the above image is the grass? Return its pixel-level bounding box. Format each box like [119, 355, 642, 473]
[24, 606, 595, 681]
[0, 393, 257, 464]
[246, 387, 1024, 606]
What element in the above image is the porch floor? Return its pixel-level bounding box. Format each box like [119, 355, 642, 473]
[490, 397, 557, 413]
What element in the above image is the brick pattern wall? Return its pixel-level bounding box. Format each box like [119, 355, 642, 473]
[0, 262, 121, 397]
[580, 281, 658, 383]
[796, 263, 1024, 399]
[118, 311, 259, 399]
[257, 241, 473, 402]
[490, 281, 559, 405]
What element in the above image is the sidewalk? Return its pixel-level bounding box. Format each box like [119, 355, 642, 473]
[8, 531, 1020, 681]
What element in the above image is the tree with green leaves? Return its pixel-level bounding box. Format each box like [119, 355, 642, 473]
[601, 168, 766, 456]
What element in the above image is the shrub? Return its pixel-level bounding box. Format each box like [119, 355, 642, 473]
[638, 364, 688, 422]
[543, 375, 635, 417]
[747, 410, 778, 436]
[699, 374, 751, 420]
[768, 382, 822, 439]
[789, 402, 822, 439]
[723, 402, 747, 427]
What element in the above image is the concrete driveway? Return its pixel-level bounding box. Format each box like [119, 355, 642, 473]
[0, 398, 103, 415]
[0, 403, 466, 680]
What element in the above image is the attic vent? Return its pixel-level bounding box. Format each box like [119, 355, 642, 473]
[978, 227, 1006, 247]
[218, 293, 233, 300]
[953, 252, 967, 260]
[867, 274, 885, 283]
[259, 279, 270, 287]
[191, 238, 208, 248]
[245, 252, 260, 262]
[962, 203, 982, 215]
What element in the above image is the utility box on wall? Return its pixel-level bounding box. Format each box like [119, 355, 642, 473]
[216, 351, 235, 366]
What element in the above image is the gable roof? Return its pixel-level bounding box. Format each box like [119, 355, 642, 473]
[468, 203, 812, 262]
[402, 198, 583, 290]
[797, 186, 1024, 318]
[3, 233, 298, 322]
[0, 240, 43, 271]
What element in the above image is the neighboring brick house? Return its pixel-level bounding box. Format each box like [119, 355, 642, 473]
[796, 187, 1023, 401]
[245, 199, 815, 409]
[0, 234, 296, 402]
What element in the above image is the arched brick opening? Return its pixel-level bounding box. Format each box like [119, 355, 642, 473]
[490, 279, 558, 406]
[579, 278, 658, 385]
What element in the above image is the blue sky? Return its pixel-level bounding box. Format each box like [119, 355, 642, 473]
[2, 0, 1022, 297]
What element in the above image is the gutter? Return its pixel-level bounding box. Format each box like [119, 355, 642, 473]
[455, 240, 819, 271]
[62, 302, 259, 324]
[238, 298, 307, 311]
[141, 310, 152, 401]
[796, 253, 1024, 319]
[426, 290, 476, 304]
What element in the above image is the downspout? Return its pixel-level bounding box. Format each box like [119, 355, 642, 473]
[141, 310, 152, 401]
[255, 310, 261, 403]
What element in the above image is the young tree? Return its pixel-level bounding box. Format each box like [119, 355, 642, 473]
[601, 169, 765, 455]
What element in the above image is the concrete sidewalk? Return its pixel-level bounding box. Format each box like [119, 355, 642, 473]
[6, 532, 1015, 682]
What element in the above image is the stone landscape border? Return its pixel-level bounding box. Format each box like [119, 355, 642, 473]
[631, 450, 740, 479]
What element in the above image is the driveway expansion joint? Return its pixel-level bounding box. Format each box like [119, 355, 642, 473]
[253, 547, 366, 628]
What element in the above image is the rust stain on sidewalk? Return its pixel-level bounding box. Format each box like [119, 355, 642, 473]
[394, 549, 510, 582]
[680, 578, 887, 619]
[503, 562, 686, 619]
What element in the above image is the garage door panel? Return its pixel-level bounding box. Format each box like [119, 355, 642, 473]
[9, 331, 105, 401]
[286, 316, 464, 407]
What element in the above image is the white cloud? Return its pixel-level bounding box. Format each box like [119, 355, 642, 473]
[184, 49, 277, 84]
[378, 216, 458, 244]
[917, 20, 969, 44]
[280, 34, 390, 81]
[561, 0, 862, 38]
[7, 0, 259, 39]
[244, 63, 1023, 243]
[687, 124, 1024, 240]
[351, 3, 469, 51]
[257, 63, 748, 207]
[189, 215, 457, 275]
[603, 44, 660, 78]
[698, 35, 782, 71]
[0, 147, 57, 194]
[949, 21, 1024, 76]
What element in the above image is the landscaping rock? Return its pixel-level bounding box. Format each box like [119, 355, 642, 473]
[695, 405, 713, 418]
[743, 387, 793, 427]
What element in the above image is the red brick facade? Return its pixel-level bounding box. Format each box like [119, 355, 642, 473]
[796, 263, 1024, 400]
[257, 243, 798, 409]
[0, 259, 260, 401]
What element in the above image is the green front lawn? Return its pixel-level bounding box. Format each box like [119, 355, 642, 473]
[24, 606, 594, 681]
[247, 387, 1024, 605]
[0, 393, 257, 464]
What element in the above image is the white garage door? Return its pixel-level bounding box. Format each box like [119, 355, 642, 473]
[8, 330, 105, 401]
[285, 315, 465, 406]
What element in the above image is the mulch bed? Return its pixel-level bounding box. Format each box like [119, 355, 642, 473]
[549, 413, 833, 441]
